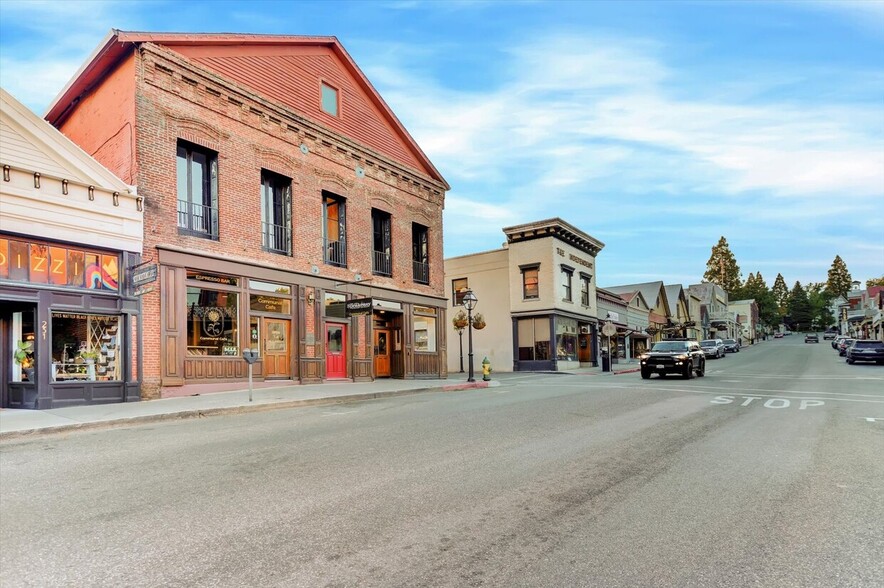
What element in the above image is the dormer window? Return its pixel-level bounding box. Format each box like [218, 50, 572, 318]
[321, 82, 339, 116]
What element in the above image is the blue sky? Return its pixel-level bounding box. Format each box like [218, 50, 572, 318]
[1, 0, 882, 289]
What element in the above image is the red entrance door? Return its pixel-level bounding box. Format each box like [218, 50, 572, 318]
[326, 324, 347, 379]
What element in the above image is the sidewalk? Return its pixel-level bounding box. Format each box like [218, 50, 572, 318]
[0, 363, 638, 439]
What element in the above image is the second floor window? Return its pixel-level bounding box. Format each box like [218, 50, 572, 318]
[561, 265, 573, 302]
[323, 192, 346, 267]
[177, 141, 218, 238]
[580, 273, 592, 306]
[261, 170, 292, 255]
[412, 223, 429, 285]
[452, 278, 469, 306]
[521, 265, 539, 299]
[372, 209, 392, 277]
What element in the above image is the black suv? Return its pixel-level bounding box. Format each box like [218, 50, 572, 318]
[846, 340, 884, 365]
[640, 339, 705, 379]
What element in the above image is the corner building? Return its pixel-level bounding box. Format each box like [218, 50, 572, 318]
[444, 219, 604, 373]
[47, 32, 450, 398]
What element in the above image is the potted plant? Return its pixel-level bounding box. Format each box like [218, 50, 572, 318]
[472, 312, 486, 330]
[80, 350, 100, 381]
[452, 310, 469, 330]
[13, 340, 35, 382]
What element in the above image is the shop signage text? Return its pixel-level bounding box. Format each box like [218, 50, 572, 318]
[346, 298, 373, 316]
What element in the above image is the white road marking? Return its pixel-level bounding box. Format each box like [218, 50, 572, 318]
[863, 417, 883, 423]
[321, 410, 359, 416]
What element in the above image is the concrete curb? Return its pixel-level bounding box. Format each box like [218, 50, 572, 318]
[0, 381, 496, 441]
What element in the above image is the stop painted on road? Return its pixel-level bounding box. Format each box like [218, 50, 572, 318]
[711, 396, 825, 410]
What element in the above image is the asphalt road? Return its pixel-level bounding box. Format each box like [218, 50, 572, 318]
[2, 336, 882, 587]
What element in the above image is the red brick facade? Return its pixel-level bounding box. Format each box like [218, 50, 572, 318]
[51, 34, 449, 398]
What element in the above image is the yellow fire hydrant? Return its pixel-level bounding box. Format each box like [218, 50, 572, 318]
[482, 357, 492, 381]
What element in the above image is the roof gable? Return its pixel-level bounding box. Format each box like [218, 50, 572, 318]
[604, 281, 670, 316]
[46, 30, 447, 188]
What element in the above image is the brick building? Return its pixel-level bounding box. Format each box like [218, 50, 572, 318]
[46, 31, 449, 398]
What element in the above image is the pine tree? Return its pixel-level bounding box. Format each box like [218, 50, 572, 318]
[826, 255, 852, 298]
[787, 281, 813, 331]
[703, 236, 742, 294]
[866, 276, 884, 288]
[745, 271, 779, 328]
[772, 273, 789, 315]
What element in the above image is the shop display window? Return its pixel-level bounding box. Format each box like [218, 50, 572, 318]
[186, 287, 239, 356]
[0, 237, 118, 291]
[51, 313, 121, 381]
[518, 317, 550, 361]
[556, 317, 578, 361]
[325, 292, 347, 318]
[414, 317, 436, 352]
[10, 311, 36, 383]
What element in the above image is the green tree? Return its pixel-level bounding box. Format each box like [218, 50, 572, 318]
[787, 281, 813, 331]
[703, 236, 742, 294]
[772, 273, 789, 316]
[807, 283, 835, 330]
[866, 276, 884, 288]
[748, 272, 780, 329]
[826, 255, 852, 298]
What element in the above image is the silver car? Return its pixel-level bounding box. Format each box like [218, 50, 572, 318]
[700, 339, 725, 359]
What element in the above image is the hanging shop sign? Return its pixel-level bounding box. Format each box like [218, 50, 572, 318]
[345, 297, 373, 316]
[131, 264, 158, 287]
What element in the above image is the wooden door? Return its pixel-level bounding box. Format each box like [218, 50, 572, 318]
[578, 333, 591, 363]
[374, 329, 391, 377]
[262, 318, 291, 379]
[326, 324, 347, 379]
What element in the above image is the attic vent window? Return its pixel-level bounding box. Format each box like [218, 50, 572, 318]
[321, 83, 338, 117]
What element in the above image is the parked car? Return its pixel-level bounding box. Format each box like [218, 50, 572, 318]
[832, 335, 848, 349]
[640, 339, 705, 379]
[804, 333, 819, 343]
[838, 338, 856, 356]
[700, 339, 725, 359]
[823, 331, 837, 340]
[721, 338, 740, 352]
[845, 340, 884, 364]
[774, 332, 784, 339]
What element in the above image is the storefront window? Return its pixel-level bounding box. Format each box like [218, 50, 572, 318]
[249, 294, 291, 314]
[325, 292, 347, 318]
[11, 310, 36, 383]
[249, 280, 290, 294]
[517, 317, 550, 361]
[0, 237, 119, 291]
[51, 313, 121, 381]
[186, 287, 239, 356]
[414, 317, 436, 352]
[556, 317, 578, 361]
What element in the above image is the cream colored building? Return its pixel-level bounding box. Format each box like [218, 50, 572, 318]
[1, 87, 143, 409]
[444, 218, 604, 373]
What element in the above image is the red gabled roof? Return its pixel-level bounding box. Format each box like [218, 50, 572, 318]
[46, 30, 448, 189]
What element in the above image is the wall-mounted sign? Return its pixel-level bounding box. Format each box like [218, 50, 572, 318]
[0, 237, 119, 291]
[186, 271, 238, 286]
[250, 295, 291, 314]
[346, 297, 373, 316]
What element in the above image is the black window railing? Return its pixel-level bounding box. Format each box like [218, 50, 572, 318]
[373, 250, 392, 277]
[324, 238, 346, 267]
[412, 260, 429, 284]
[177, 200, 218, 238]
[263, 221, 291, 255]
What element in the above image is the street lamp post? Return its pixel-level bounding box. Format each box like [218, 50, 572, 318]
[463, 289, 478, 382]
[455, 326, 465, 373]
